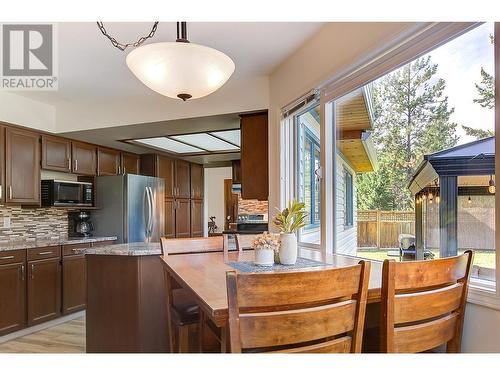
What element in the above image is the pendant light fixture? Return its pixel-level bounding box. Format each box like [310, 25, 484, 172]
[126, 22, 235, 101]
[489, 175, 496, 194]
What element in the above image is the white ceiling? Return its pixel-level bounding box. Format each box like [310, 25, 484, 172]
[16, 22, 323, 104]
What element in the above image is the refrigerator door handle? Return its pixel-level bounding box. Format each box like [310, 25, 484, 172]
[144, 187, 151, 239]
[148, 187, 155, 235]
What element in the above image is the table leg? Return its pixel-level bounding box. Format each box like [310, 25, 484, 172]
[220, 325, 229, 353]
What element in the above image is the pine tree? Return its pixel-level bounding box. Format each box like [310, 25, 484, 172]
[473, 67, 494, 110]
[356, 56, 458, 210]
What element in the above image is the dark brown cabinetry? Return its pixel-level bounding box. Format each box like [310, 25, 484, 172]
[62, 255, 86, 314]
[0, 251, 26, 336]
[97, 147, 120, 176]
[190, 199, 204, 237]
[72, 141, 97, 176]
[27, 256, 62, 326]
[41, 135, 71, 172]
[5, 127, 40, 204]
[240, 112, 268, 200]
[121, 152, 140, 175]
[0, 126, 5, 204]
[175, 160, 191, 199]
[190, 163, 204, 199]
[175, 198, 191, 238]
[232, 160, 241, 184]
[164, 198, 176, 239]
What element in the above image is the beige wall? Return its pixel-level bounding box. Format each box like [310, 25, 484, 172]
[204, 167, 233, 235]
[0, 92, 56, 132]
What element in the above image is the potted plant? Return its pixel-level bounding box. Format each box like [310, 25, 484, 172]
[252, 232, 280, 266]
[272, 200, 308, 265]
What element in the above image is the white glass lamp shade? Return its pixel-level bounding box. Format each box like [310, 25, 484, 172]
[126, 42, 235, 100]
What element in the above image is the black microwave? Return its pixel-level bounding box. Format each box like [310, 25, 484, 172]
[41, 180, 93, 207]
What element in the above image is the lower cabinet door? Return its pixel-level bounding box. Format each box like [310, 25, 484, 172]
[164, 198, 176, 239]
[62, 255, 86, 315]
[190, 199, 204, 237]
[175, 198, 191, 238]
[0, 263, 26, 335]
[27, 258, 61, 326]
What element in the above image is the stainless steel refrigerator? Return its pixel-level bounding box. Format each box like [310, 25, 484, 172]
[92, 174, 165, 243]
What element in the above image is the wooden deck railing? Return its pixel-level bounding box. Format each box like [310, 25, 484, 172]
[357, 210, 415, 249]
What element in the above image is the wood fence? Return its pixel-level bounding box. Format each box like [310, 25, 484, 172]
[357, 210, 415, 249]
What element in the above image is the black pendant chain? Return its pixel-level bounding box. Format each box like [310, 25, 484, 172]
[97, 22, 159, 51]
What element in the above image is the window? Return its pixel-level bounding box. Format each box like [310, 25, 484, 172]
[327, 23, 496, 286]
[344, 169, 353, 227]
[296, 104, 321, 246]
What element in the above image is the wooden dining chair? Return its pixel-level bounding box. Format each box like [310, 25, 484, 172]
[222, 233, 256, 258]
[161, 236, 224, 353]
[226, 261, 371, 353]
[380, 250, 474, 353]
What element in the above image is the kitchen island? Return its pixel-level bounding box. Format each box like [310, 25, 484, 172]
[77, 242, 168, 353]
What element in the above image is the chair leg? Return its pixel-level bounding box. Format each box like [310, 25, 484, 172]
[198, 310, 205, 353]
[178, 326, 190, 353]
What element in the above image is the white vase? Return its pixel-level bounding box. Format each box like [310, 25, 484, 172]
[279, 233, 298, 265]
[254, 246, 275, 266]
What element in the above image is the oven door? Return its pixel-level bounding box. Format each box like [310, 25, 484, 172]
[53, 182, 85, 205]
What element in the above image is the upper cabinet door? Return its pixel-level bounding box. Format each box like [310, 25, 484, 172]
[190, 163, 204, 199]
[41, 135, 71, 172]
[121, 152, 140, 175]
[5, 128, 40, 204]
[0, 126, 5, 204]
[175, 160, 191, 198]
[240, 112, 268, 200]
[97, 147, 120, 176]
[158, 156, 175, 198]
[71, 141, 96, 176]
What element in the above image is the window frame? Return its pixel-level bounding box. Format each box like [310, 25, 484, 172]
[344, 169, 354, 228]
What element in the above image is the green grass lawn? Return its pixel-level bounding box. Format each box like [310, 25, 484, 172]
[356, 248, 495, 269]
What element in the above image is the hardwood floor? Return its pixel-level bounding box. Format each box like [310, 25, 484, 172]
[0, 317, 85, 353]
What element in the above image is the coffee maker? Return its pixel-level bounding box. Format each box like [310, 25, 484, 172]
[68, 211, 94, 237]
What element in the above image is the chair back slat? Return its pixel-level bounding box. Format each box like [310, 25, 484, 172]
[394, 283, 463, 324]
[239, 300, 356, 349]
[236, 265, 362, 309]
[161, 237, 223, 255]
[235, 234, 257, 253]
[273, 336, 352, 353]
[393, 255, 469, 291]
[393, 313, 458, 353]
[381, 250, 473, 353]
[226, 261, 371, 353]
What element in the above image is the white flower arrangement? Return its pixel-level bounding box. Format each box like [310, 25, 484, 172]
[252, 232, 280, 252]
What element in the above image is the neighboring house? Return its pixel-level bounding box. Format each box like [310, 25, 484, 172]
[297, 85, 377, 254]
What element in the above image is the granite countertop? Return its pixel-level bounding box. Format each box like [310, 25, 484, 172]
[75, 242, 162, 256]
[0, 236, 117, 252]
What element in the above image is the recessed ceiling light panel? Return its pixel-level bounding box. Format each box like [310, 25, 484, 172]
[171, 133, 239, 151]
[135, 137, 203, 154]
[209, 130, 241, 147]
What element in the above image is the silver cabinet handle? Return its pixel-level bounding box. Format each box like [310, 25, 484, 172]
[74, 159, 78, 171]
[38, 251, 53, 255]
[0, 184, 2, 200]
[9, 186, 12, 200]
[31, 264, 35, 279]
[21, 265, 25, 281]
[0, 255, 15, 260]
[123, 166, 126, 175]
[118, 165, 121, 175]
[67, 158, 71, 168]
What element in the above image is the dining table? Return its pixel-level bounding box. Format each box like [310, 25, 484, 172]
[160, 248, 383, 352]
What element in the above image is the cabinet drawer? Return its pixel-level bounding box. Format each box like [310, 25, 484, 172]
[91, 240, 115, 248]
[62, 242, 91, 256]
[0, 250, 26, 265]
[27, 246, 61, 261]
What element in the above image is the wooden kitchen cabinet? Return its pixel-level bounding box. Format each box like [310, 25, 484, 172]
[190, 199, 204, 237]
[0, 251, 26, 336]
[190, 163, 204, 199]
[175, 198, 191, 238]
[72, 141, 97, 176]
[121, 152, 140, 175]
[140, 154, 175, 198]
[62, 255, 86, 314]
[27, 257, 62, 326]
[175, 160, 191, 199]
[240, 112, 268, 200]
[0, 125, 5, 204]
[5, 127, 40, 204]
[232, 160, 241, 184]
[97, 147, 120, 176]
[41, 135, 71, 172]
[164, 198, 176, 239]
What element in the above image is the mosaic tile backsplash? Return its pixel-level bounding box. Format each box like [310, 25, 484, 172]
[0, 205, 68, 241]
[238, 197, 268, 216]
